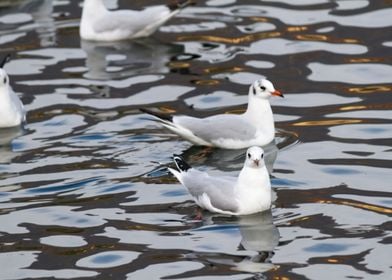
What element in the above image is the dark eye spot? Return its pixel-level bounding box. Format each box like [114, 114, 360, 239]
[260, 86, 266, 91]
[3, 76, 6, 84]
[261, 153, 264, 159]
[247, 153, 251, 158]
[252, 86, 256, 95]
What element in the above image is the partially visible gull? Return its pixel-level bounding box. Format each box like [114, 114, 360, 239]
[0, 54, 25, 128]
[80, 0, 192, 41]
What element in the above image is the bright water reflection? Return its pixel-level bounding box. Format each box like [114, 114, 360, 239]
[0, 0, 391, 279]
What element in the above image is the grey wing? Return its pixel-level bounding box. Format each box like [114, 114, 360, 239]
[175, 115, 256, 142]
[182, 170, 239, 213]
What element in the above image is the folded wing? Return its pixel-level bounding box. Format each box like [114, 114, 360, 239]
[181, 169, 239, 213]
[175, 115, 257, 142]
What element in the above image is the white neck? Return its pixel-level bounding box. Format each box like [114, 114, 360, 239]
[237, 165, 270, 191]
[235, 165, 272, 214]
[243, 89, 275, 135]
[0, 85, 20, 125]
[82, 0, 107, 17]
[0, 86, 11, 103]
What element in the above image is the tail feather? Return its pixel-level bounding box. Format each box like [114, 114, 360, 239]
[140, 108, 173, 122]
[0, 54, 11, 68]
[173, 154, 191, 172]
[167, 0, 194, 11]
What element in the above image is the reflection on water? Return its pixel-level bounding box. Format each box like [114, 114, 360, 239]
[0, 0, 55, 46]
[0, 127, 24, 164]
[0, 0, 391, 279]
[81, 38, 184, 80]
[308, 62, 392, 84]
[235, 211, 279, 273]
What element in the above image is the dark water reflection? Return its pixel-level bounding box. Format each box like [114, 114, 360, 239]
[0, 0, 391, 279]
[81, 38, 184, 80]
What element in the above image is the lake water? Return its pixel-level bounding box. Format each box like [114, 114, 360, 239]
[0, 0, 391, 279]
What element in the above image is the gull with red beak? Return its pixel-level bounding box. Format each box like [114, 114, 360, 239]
[169, 146, 271, 215]
[141, 79, 283, 149]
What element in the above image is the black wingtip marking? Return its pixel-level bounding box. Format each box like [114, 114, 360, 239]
[252, 85, 256, 95]
[173, 154, 191, 172]
[139, 108, 173, 122]
[0, 54, 11, 68]
[167, 0, 194, 11]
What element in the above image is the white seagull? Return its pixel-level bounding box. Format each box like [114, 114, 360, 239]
[141, 79, 283, 149]
[80, 0, 192, 41]
[168, 146, 272, 215]
[0, 54, 25, 128]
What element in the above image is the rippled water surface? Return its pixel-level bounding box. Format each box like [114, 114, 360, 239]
[0, 0, 391, 279]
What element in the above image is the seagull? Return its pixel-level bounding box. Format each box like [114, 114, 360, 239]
[80, 0, 192, 41]
[168, 146, 272, 215]
[0, 54, 26, 128]
[141, 79, 283, 149]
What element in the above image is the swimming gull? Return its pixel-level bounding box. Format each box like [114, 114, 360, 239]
[141, 79, 283, 149]
[168, 146, 272, 215]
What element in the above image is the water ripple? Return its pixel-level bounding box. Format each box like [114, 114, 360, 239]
[0, 0, 390, 279]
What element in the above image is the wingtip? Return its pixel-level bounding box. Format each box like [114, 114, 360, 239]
[0, 54, 11, 68]
[173, 154, 191, 172]
[139, 108, 173, 122]
[167, 0, 195, 11]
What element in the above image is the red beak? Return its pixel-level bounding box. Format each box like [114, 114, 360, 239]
[272, 90, 284, 98]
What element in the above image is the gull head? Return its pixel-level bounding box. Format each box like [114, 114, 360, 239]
[245, 146, 265, 168]
[249, 79, 283, 100]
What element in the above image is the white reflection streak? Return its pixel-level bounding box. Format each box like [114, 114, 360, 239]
[0, 251, 98, 279]
[183, 5, 392, 28]
[308, 63, 392, 84]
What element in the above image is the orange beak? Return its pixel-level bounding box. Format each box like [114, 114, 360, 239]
[272, 90, 284, 98]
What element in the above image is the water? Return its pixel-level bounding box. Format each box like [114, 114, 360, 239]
[0, 0, 391, 279]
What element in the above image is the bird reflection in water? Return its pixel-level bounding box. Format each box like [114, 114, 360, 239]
[236, 211, 279, 273]
[0, 126, 24, 164]
[0, 0, 55, 47]
[199, 210, 280, 275]
[81, 38, 184, 80]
